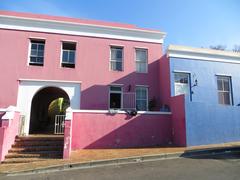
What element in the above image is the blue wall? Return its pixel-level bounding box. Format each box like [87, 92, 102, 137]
[185, 99, 240, 146]
[170, 57, 240, 146]
[170, 57, 240, 105]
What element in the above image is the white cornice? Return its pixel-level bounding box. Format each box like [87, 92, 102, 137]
[167, 45, 240, 64]
[0, 15, 166, 44]
[18, 79, 82, 84]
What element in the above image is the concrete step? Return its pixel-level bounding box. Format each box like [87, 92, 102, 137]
[9, 145, 63, 153]
[3, 157, 54, 164]
[16, 136, 64, 142]
[12, 140, 64, 147]
[5, 151, 63, 158]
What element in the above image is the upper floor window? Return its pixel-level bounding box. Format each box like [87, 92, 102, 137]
[174, 72, 190, 96]
[136, 48, 148, 73]
[217, 76, 233, 105]
[110, 46, 123, 71]
[29, 39, 45, 66]
[62, 42, 76, 68]
[136, 86, 148, 111]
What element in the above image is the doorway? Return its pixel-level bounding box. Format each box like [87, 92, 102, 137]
[29, 87, 70, 134]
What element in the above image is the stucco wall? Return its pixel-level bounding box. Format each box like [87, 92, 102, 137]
[170, 57, 240, 105]
[71, 112, 172, 149]
[185, 100, 240, 146]
[0, 29, 162, 109]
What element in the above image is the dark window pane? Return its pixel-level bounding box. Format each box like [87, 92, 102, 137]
[37, 50, 44, 57]
[110, 93, 121, 109]
[223, 92, 230, 105]
[63, 43, 76, 50]
[31, 43, 37, 50]
[38, 44, 44, 50]
[62, 51, 69, 62]
[110, 86, 122, 91]
[30, 57, 37, 62]
[217, 79, 223, 90]
[218, 92, 224, 104]
[69, 51, 75, 63]
[223, 80, 230, 91]
[37, 57, 43, 63]
[31, 50, 37, 56]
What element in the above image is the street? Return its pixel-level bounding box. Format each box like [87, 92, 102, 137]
[1, 153, 240, 180]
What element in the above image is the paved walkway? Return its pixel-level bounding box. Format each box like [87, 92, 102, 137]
[0, 141, 240, 174]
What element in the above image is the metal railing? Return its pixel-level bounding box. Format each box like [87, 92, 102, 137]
[123, 92, 136, 110]
[54, 115, 66, 134]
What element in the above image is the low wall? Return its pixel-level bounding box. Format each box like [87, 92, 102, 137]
[185, 101, 240, 146]
[170, 95, 187, 146]
[71, 111, 172, 150]
[0, 108, 20, 162]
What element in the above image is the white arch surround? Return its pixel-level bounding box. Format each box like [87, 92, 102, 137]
[17, 79, 81, 135]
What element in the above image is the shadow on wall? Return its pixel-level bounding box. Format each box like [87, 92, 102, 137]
[71, 112, 173, 149]
[80, 60, 162, 110]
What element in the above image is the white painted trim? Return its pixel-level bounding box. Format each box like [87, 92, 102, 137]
[0, 108, 6, 112]
[18, 79, 82, 84]
[71, 109, 171, 115]
[135, 48, 148, 73]
[167, 45, 240, 64]
[0, 15, 165, 44]
[108, 85, 123, 110]
[29, 36, 46, 40]
[135, 85, 149, 111]
[215, 73, 232, 77]
[173, 70, 191, 74]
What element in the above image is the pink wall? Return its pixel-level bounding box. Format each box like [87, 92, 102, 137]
[0, 111, 20, 162]
[159, 55, 171, 108]
[170, 95, 186, 146]
[0, 28, 162, 109]
[71, 112, 172, 149]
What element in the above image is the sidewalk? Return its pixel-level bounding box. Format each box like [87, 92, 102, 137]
[1, 141, 240, 174]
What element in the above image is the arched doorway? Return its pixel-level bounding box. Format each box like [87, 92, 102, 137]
[29, 86, 70, 134]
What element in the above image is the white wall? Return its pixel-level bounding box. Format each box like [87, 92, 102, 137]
[17, 80, 81, 135]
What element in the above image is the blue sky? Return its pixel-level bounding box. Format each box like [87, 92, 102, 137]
[1, 0, 240, 50]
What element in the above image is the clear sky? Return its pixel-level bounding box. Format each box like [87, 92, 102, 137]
[1, 0, 239, 50]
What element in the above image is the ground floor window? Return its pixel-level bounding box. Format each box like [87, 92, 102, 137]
[217, 75, 233, 105]
[174, 72, 190, 96]
[109, 86, 122, 109]
[136, 86, 148, 111]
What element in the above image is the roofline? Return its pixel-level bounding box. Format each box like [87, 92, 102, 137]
[167, 45, 240, 64]
[0, 11, 166, 44]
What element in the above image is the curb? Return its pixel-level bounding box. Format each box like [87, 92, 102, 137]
[4, 146, 240, 176]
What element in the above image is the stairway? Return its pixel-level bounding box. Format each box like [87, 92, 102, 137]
[3, 135, 64, 164]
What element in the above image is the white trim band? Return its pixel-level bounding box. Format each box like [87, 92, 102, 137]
[0, 15, 165, 44]
[18, 79, 82, 84]
[71, 109, 172, 115]
[167, 45, 240, 64]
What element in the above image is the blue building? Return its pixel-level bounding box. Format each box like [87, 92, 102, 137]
[167, 45, 240, 146]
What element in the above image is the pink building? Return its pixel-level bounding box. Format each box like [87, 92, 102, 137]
[0, 11, 177, 162]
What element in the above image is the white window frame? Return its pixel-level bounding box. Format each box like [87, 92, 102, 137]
[109, 85, 123, 109]
[216, 75, 233, 105]
[61, 42, 76, 67]
[135, 48, 148, 73]
[174, 72, 191, 96]
[110, 46, 124, 71]
[135, 85, 148, 111]
[28, 39, 45, 66]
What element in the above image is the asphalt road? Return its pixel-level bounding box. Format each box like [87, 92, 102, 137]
[1, 153, 240, 180]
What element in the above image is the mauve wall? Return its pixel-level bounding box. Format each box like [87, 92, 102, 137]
[71, 112, 172, 149]
[159, 55, 171, 107]
[0, 29, 162, 109]
[170, 95, 186, 146]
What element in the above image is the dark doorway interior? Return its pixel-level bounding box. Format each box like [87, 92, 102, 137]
[29, 87, 70, 134]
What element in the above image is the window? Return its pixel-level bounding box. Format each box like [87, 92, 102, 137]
[136, 48, 147, 73]
[109, 86, 122, 109]
[29, 39, 45, 66]
[174, 72, 190, 96]
[62, 42, 76, 68]
[136, 86, 148, 111]
[110, 47, 123, 71]
[217, 76, 233, 105]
